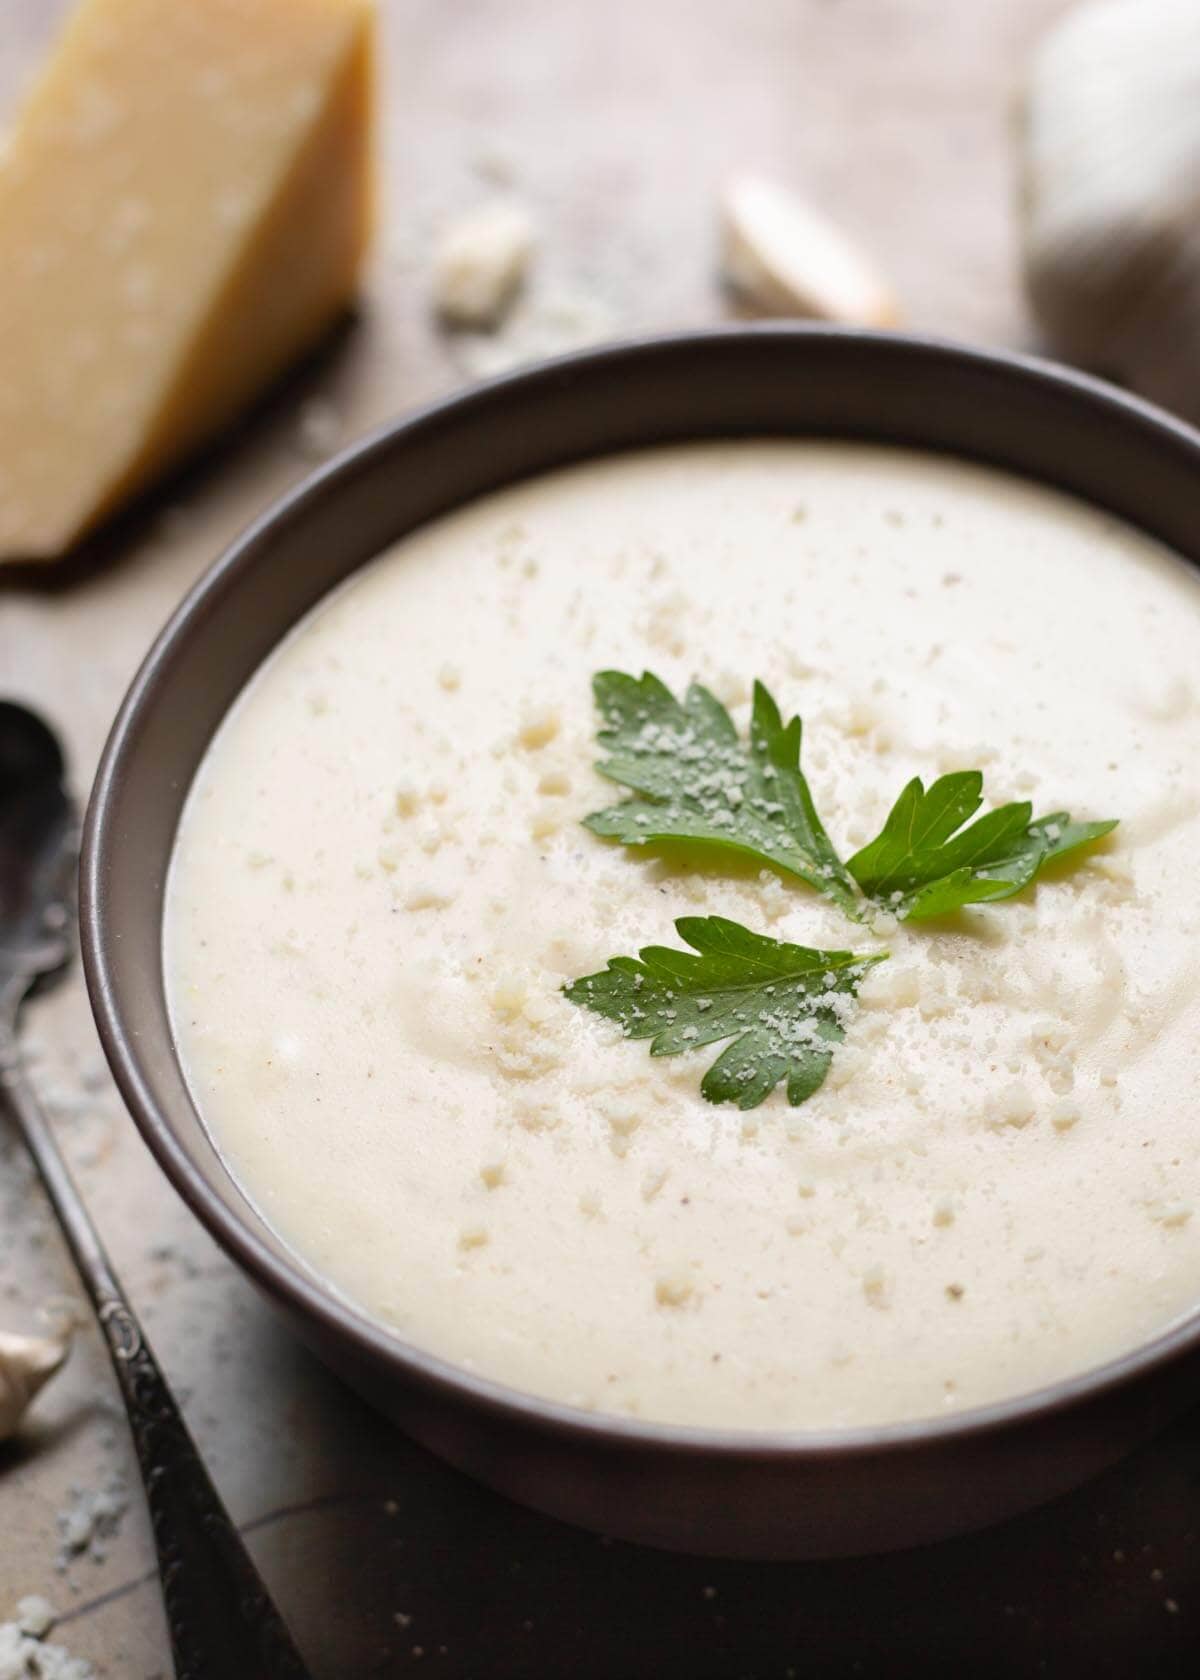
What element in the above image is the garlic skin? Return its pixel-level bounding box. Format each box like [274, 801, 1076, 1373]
[720, 174, 899, 328]
[1019, 0, 1200, 424]
[0, 1328, 71, 1442]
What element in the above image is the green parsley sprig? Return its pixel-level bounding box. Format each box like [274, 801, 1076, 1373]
[847, 772, 1117, 922]
[582, 671, 1115, 925]
[583, 672, 858, 915]
[565, 671, 1118, 1109]
[565, 916, 884, 1110]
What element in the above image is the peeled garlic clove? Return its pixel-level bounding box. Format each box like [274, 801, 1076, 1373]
[720, 174, 899, 328]
[432, 202, 537, 330]
[0, 1328, 72, 1441]
[1019, 0, 1200, 423]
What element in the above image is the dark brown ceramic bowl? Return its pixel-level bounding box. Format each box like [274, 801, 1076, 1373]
[81, 328, 1200, 1560]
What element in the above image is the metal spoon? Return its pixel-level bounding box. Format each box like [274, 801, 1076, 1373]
[0, 700, 313, 1680]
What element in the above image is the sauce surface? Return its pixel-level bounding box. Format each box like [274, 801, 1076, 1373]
[165, 441, 1200, 1430]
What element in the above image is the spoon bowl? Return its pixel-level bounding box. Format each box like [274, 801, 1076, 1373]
[0, 702, 74, 1000]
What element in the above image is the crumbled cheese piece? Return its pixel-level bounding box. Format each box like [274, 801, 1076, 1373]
[517, 705, 560, 749]
[840, 697, 878, 737]
[655, 1269, 694, 1307]
[641, 1166, 669, 1202]
[437, 663, 461, 692]
[537, 768, 571, 796]
[756, 870, 790, 923]
[529, 807, 561, 840]
[494, 1027, 565, 1078]
[1031, 1020, 1076, 1095]
[1050, 1099, 1080, 1132]
[519, 990, 556, 1028]
[917, 970, 954, 1020]
[479, 1161, 507, 1190]
[578, 1190, 602, 1219]
[1153, 1203, 1193, 1229]
[863, 964, 919, 1010]
[513, 1097, 560, 1132]
[395, 781, 420, 817]
[597, 1093, 642, 1137]
[861, 1264, 890, 1307]
[432, 202, 536, 329]
[991, 1082, 1036, 1129]
[489, 976, 527, 1020]
[15, 1599, 55, 1640]
[825, 1045, 862, 1092]
[403, 882, 454, 911]
[0, 1617, 92, 1680]
[458, 1224, 489, 1251]
[56, 1477, 128, 1566]
[932, 1198, 955, 1228]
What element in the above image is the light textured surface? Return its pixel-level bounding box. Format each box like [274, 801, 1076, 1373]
[12, 3, 1200, 1677]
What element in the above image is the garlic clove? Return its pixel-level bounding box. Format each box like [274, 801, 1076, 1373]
[0, 1327, 72, 1442]
[1019, 0, 1200, 423]
[719, 173, 900, 328]
[432, 202, 537, 331]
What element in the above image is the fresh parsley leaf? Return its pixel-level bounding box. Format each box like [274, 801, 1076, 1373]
[564, 915, 885, 1110]
[847, 772, 1118, 922]
[583, 672, 858, 915]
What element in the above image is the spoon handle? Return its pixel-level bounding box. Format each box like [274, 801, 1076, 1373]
[0, 1044, 313, 1680]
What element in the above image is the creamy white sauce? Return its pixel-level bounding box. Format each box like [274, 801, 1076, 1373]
[165, 441, 1200, 1431]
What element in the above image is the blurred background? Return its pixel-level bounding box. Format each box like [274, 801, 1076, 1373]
[2, 2, 1199, 1676]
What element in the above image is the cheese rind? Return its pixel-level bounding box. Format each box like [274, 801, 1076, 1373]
[0, 0, 375, 561]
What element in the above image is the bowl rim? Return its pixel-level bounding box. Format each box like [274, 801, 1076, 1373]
[81, 322, 1200, 1462]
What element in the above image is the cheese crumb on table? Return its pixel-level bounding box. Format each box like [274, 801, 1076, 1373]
[432, 202, 536, 329]
[14, 1599, 55, 1640]
[0, 1613, 92, 1680]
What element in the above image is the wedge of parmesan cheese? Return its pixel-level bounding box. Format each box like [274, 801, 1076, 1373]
[0, 0, 375, 561]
